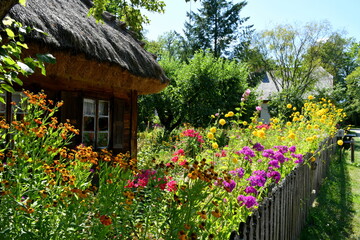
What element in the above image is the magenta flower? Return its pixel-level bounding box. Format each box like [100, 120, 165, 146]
[247, 170, 267, 187]
[253, 142, 265, 151]
[237, 195, 258, 208]
[244, 186, 258, 194]
[229, 168, 245, 178]
[256, 106, 262, 111]
[267, 171, 281, 183]
[166, 180, 177, 192]
[289, 146, 296, 153]
[291, 153, 304, 163]
[223, 180, 236, 192]
[268, 159, 280, 168]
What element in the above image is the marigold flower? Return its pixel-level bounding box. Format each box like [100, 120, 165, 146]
[207, 132, 215, 140]
[287, 104, 292, 109]
[227, 111, 234, 117]
[219, 119, 226, 126]
[210, 127, 217, 133]
[212, 142, 218, 149]
[337, 140, 343, 146]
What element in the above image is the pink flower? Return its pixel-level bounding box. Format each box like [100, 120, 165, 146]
[166, 180, 177, 192]
[256, 106, 262, 111]
[179, 160, 187, 166]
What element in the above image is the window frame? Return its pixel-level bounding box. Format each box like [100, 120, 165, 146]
[82, 97, 110, 149]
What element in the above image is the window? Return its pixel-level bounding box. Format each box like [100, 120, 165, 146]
[82, 98, 110, 149]
[0, 92, 26, 121]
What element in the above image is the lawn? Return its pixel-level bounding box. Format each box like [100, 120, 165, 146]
[300, 130, 360, 239]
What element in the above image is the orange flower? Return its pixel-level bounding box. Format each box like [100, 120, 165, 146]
[99, 215, 112, 226]
[197, 210, 207, 219]
[211, 208, 221, 218]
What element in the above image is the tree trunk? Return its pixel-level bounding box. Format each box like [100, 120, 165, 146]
[0, 0, 18, 21]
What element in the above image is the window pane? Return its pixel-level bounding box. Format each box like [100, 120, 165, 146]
[83, 116, 95, 131]
[98, 101, 109, 116]
[98, 117, 108, 131]
[97, 132, 109, 148]
[83, 132, 95, 146]
[84, 99, 95, 115]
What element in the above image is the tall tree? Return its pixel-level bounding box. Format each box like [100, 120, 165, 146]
[183, 0, 252, 58]
[257, 22, 332, 95]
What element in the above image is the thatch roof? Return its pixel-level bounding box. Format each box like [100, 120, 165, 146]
[8, 0, 168, 94]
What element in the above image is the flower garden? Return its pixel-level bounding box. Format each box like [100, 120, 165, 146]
[0, 90, 346, 239]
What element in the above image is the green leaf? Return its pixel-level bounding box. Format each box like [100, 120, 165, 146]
[12, 76, 23, 86]
[17, 61, 34, 74]
[2, 57, 16, 65]
[0, 96, 5, 105]
[36, 53, 56, 64]
[19, 0, 26, 6]
[5, 28, 15, 38]
[1, 84, 15, 93]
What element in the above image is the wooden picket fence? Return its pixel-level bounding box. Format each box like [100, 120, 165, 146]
[229, 136, 338, 240]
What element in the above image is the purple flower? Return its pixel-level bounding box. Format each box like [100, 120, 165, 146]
[268, 159, 280, 168]
[247, 170, 267, 187]
[274, 145, 289, 154]
[229, 168, 245, 178]
[223, 180, 236, 192]
[267, 171, 281, 183]
[253, 142, 265, 151]
[245, 186, 258, 194]
[289, 146, 296, 153]
[262, 149, 275, 158]
[291, 153, 304, 164]
[237, 146, 256, 159]
[237, 195, 258, 208]
[273, 151, 286, 163]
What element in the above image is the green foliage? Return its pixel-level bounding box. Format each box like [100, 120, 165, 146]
[0, 17, 55, 100]
[345, 67, 360, 125]
[183, 0, 252, 58]
[139, 50, 252, 131]
[90, 0, 165, 38]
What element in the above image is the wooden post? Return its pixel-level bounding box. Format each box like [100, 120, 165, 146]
[130, 90, 138, 159]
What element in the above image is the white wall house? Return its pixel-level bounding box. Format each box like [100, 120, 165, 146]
[256, 67, 333, 124]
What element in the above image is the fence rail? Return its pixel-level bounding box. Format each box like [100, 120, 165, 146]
[229, 136, 337, 240]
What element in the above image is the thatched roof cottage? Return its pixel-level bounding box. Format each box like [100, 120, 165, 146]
[6, 0, 168, 156]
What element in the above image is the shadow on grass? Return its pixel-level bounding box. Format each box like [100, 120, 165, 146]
[300, 150, 356, 240]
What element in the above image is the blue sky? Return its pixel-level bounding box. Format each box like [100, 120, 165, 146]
[144, 0, 360, 41]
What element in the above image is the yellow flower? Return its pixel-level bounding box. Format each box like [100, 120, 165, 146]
[292, 107, 297, 111]
[207, 132, 215, 140]
[286, 122, 292, 126]
[210, 127, 217, 133]
[287, 104, 292, 109]
[227, 111, 234, 117]
[308, 95, 315, 100]
[232, 158, 238, 164]
[219, 119, 226, 126]
[242, 121, 248, 125]
[288, 132, 295, 139]
[337, 140, 343, 146]
[211, 115, 215, 118]
[212, 142, 219, 149]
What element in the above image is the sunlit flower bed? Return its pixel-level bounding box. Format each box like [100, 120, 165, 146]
[0, 91, 345, 239]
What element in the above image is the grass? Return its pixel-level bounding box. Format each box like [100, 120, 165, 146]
[300, 132, 360, 240]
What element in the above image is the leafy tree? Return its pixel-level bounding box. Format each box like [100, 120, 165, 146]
[183, 0, 252, 58]
[258, 22, 332, 96]
[312, 33, 358, 86]
[89, 0, 165, 37]
[139, 50, 251, 131]
[0, 17, 54, 101]
[344, 66, 360, 126]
